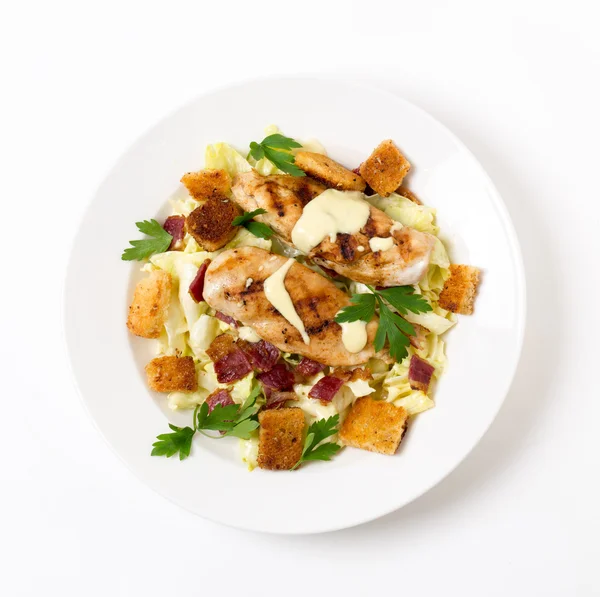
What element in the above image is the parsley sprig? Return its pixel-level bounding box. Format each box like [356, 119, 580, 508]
[151, 386, 261, 460]
[249, 134, 305, 177]
[232, 208, 275, 239]
[335, 285, 432, 361]
[122, 219, 173, 261]
[292, 415, 342, 470]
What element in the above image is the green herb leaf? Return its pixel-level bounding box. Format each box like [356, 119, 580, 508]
[151, 424, 195, 460]
[376, 286, 433, 315]
[225, 419, 260, 440]
[122, 219, 173, 261]
[292, 415, 342, 469]
[249, 134, 305, 177]
[334, 293, 377, 324]
[232, 208, 268, 226]
[232, 208, 275, 239]
[246, 221, 275, 239]
[335, 285, 432, 362]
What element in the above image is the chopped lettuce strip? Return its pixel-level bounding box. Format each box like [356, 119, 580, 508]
[365, 192, 439, 235]
[239, 436, 259, 471]
[205, 142, 252, 178]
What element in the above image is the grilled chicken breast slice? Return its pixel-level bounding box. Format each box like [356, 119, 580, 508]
[203, 247, 379, 366]
[231, 171, 434, 286]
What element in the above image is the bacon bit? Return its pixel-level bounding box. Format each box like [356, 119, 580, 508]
[257, 363, 295, 391]
[308, 375, 344, 403]
[264, 391, 297, 410]
[408, 355, 435, 393]
[296, 357, 326, 378]
[244, 340, 280, 373]
[163, 215, 186, 250]
[331, 368, 352, 382]
[205, 389, 234, 412]
[189, 259, 210, 302]
[214, 350, 252, 384]
[215, 311, 238, 328]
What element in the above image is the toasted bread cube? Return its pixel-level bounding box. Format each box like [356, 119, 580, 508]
[438, 264, 481, 315]
[295, 151, 366, 192]
[126, 270, 172, 339]
[258, 408, 306, 470]
[145, 356, 198, 393]
[397, 186, 422, 205]
[359, 140, 411, 197]
[181, 169, 231, 200]
[185, 197, 241, 251]
[205, 333, 236, 362]
[339, 397, 408, 455]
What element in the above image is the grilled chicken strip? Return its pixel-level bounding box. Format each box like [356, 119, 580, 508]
[231, 170, 435, 287]
[203, 247, 379, 366]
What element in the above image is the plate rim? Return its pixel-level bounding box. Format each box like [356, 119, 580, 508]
[62, 75, 527, 534]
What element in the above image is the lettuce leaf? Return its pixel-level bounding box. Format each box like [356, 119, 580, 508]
[205, 142, 252, 178]
[365, 193, 439, 235]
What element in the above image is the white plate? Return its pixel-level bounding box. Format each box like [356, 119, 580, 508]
[64, 77, 525, 534]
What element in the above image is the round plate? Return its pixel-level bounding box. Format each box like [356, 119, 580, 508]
[64, 77, 525, 534]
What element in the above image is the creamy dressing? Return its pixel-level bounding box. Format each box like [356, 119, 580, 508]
[339, 319, 368, 353]
[291, 189, 371, 253]
[368, 236, 395, 252]
[238, 326, 261, 342]
[263, 258, 310, 344]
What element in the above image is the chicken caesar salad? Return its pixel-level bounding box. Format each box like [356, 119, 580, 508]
[123, 126, 481, 471]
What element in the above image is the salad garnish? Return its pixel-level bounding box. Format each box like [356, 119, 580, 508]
[232, 208, 275, 239]
[291, 415, 342, 470]
[335, 285, 432, 361]
[122, 219, 173, 261]
[249, 134, 305, 177]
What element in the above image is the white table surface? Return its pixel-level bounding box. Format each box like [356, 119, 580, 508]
[1, 1, 598, 595]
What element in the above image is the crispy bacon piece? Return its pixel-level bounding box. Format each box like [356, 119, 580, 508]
[189, 259, 211, 302]
[308, 375, 344, 403]
[264, 391, 297, 410]
[214, 350, 252, 384]
[295, 357, 326, 378]
[215, 311, 238, 328]
[257, 363, 295, 391]
[205, 389, 234, 412]
[408, 355, 435, 393]
[244, 340, 280, 373]
[319, 266, 339, 278]
[163, 215, 186, 250]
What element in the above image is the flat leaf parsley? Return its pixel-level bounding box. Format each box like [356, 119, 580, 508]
[249, 134, 305, 177]
[292, 415, 341, 470]
[232, 208, 274, 239]
[335, 285, 432, 361]
[151, 385, 261, 460]
[122, 219, 172, 261]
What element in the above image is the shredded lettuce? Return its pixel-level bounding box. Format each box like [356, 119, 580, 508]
[394, 391, 434, 416]
[150, 250, 213, 277]
[225, 227, 272, 252]
[239, 436, 259, 471]
[403, 305, 456, 336]
[419, 237, 451, 293]
[160, 283, 188, 356]
[205, 142, 252, 178]
[365, 192, 439, 235]
[170, 196, 200, 217]
[189, 314, 220, 354]
[167, 389, 208, 411]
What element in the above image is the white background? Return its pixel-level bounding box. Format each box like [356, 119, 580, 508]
[1, 1, 598, 595]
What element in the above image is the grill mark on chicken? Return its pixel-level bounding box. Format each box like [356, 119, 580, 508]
[231, 172, 435, 287]
[202, 247, 380, 366]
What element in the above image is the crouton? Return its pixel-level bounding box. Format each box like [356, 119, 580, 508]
[185, 197, 241, 251]
[295, 151, 366, 192]
[339, 397, 408, 455]
[359, 140, 411, 197]
[438, 264, 481, 315]
[126, 270, 172, 339]
[181, 169, 231, 201]
[145, 356, 198, 393]
[257, 408, 306, 470]
[397, 186, 422, 205]
[206, 333, 236, 362]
